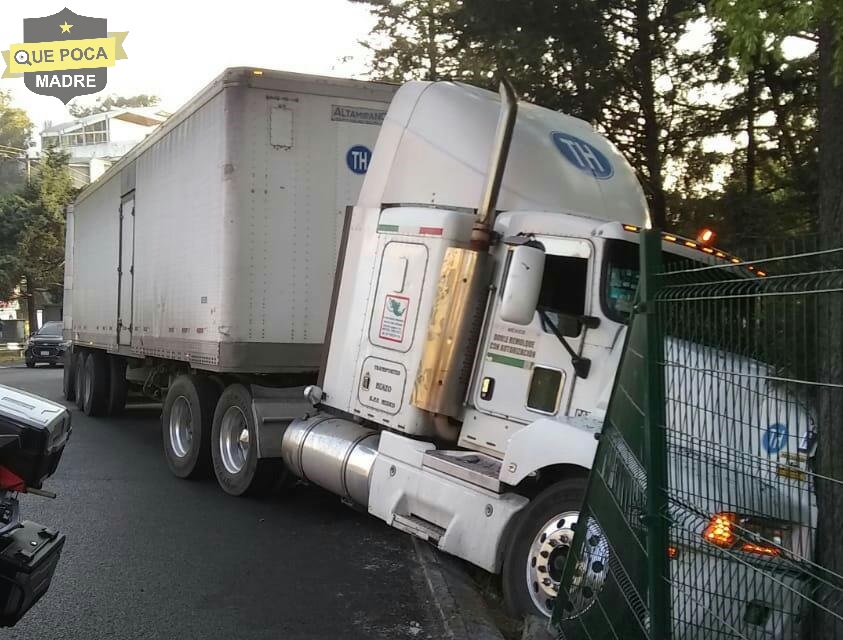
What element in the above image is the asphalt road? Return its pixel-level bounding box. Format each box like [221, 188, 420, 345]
[0, 364, 445, 640]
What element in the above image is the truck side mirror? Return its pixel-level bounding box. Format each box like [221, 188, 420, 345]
[499, 245, 545, 325]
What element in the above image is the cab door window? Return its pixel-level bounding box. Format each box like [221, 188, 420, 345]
[537, 254, 589, 337]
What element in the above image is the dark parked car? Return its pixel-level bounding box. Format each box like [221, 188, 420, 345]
[24, 321, 66, 368]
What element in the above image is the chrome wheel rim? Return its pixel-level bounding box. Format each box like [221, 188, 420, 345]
[169, 396, 193, 458]
[219, 406, 249, 475]
[526, 510, 609, 618]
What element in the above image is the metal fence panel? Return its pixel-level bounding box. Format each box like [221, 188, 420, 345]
[555, 231, 843, 640]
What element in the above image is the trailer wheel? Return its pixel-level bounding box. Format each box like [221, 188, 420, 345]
[82, 350, 110, 416]
[211, 384, 286, 496]
[162, 374, 219, 479]
[107, 356, 128, 416]
[502, 478, 606, 620]
[62, 349, 76, 401]
[74, 352, 87, 411]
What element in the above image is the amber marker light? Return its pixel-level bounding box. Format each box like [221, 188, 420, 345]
[703, 513, 737, 548]
[697, 228, 715, 244]
[741, 542, 780, 557]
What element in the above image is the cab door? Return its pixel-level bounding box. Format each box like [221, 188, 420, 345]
[473, 236, 594, 422]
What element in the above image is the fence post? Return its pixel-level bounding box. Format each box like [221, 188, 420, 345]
[639, 229, 670, 639]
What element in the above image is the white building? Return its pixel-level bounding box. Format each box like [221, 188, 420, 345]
[41, 107, 170, 186]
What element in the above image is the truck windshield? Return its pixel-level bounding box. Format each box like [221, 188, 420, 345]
[603, 240, 639, 322]
[601, 239, 751, 324]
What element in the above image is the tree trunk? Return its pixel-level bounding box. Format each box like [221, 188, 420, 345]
[635, 0, 667, 230]
[762, 63, 799, 168]
[813, 14, 843, 640]
[23, 276, 38, 335]
[745, 68, 757, 196]
[424, 0, 439, 80]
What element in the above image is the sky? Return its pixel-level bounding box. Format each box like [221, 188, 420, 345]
[1, 1, 376, 133]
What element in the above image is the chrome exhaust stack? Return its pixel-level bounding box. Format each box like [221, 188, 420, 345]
[411, 79, 518, 434]
[471, 78, 518, 251]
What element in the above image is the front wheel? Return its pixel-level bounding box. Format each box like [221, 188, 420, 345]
[211, 384, 286, 496]
[502, 478, 594, 619]
[25, 359, 35, 369]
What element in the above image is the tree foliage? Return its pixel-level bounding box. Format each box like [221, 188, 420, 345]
[68, 93, 160, 118]
[0, 150, 77, 330]
[350, 0, 493, 82]
[0, 91, 32, 151]
[0, 90, 34, 196]
[708, 3, 843, 637]
[355, 0, 823, 241]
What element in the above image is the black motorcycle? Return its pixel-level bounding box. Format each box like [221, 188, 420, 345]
[0, 384, 70, 627]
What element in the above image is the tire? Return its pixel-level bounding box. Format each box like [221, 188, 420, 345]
[211, 384, 286, 496]
[106, 356, 129, 416]
[25, 360, 35, 369]
[74, 352, 88, 411]
[162, 374, 219, 479]
[82, 350, 110, 416]
[502, 478, 591, 619]
[63, 349, 76, 401]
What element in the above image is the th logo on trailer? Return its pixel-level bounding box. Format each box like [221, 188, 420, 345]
[763, 423, 789, 454]
[551, 131, 614, 179]
[347, 145, 372, 175]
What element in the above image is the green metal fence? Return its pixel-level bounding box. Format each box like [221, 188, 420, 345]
[554, 229, 843, 639]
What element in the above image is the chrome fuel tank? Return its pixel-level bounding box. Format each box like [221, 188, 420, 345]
[281, 414, 379, 506]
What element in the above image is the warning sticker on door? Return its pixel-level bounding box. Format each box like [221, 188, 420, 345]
[487, 324, 539, 369]
[379, 294, 410, 343]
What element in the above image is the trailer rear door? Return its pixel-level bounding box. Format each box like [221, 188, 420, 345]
[118, 193, 135, 347]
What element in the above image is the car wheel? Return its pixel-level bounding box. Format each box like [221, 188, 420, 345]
[162, 374, 219, 479]
[25, 359, 35, 369]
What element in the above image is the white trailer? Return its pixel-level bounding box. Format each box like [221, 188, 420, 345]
[64, 71, 812, 632]
[65, 68, 395, 375]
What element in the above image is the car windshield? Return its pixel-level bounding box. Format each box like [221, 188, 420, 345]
[37, 323, 63, 337]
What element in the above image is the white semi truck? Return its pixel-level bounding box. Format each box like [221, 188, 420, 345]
[64, 68, 811, 630]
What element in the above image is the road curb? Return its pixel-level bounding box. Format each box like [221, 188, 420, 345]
[413, 538, 505, 640]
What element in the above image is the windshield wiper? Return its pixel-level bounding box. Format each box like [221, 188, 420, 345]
[537, 308, 598, 379]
